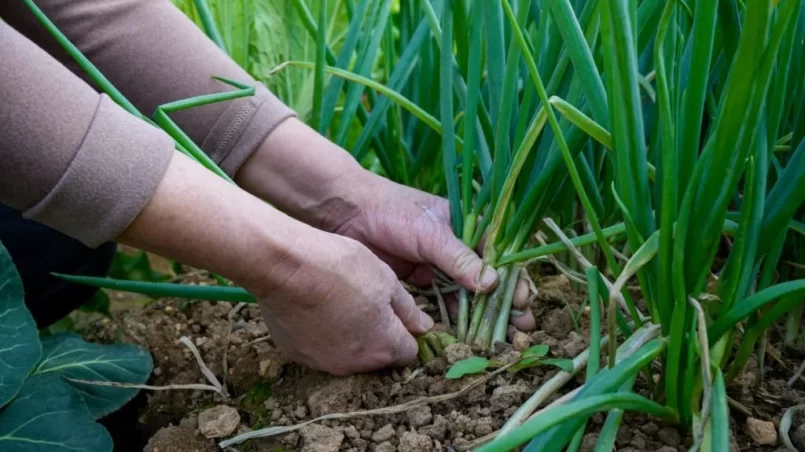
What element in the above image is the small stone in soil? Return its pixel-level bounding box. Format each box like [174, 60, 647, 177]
[300, 424, 345, 452]
[376, 441, 396, 452]
[445, 343, 474, 365]
[197, 405, 240, 439]
[746, 417, 777, 445]
[372, 424, 396, 443]
[398, 431, 433, 452]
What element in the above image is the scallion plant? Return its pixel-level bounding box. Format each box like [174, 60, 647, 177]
[34, 0, 805, 448]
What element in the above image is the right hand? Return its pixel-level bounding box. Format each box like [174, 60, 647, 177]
[251, 231, 434, 376]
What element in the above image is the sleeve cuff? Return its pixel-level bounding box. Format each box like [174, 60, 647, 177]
[201, 85, 297, 177]
[23, 95, 174, 248]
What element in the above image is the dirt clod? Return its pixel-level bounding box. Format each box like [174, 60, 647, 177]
[792, 422, 805, 450]
[581, 432, 598, 451]
[746, 417, 777, 445]
[371, 424, 396, 443]
[562, 331, 587, 357]
[420, 415, 448, 441]
[398, 431, 433, 452]
[407, 405, 433, 427]
[445, 343, 474, 365]
[300, 424, 345, 452]
[655, 447, 677, 452]
[490, 384, 530, 412]
[197, 405, 240, 439]
[512, 331, 532, 351]
[657, 426, 680, 447]
[144, 425, 216, 452]
[542, 308, 573, 339]
[306, 377, 365, 417]
[375, 441, 396, 452]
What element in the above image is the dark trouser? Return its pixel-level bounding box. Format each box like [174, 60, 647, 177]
[0, 204, 116, 327]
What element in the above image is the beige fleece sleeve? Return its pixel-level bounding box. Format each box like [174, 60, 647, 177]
[0, 1, 296, 247]
[0, 22, 175, 247]
[0, 0, 296, 176]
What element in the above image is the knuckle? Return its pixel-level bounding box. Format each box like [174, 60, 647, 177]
[451, 248, 477, 275]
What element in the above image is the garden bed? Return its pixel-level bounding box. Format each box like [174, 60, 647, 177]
[71, 269, 805, 452]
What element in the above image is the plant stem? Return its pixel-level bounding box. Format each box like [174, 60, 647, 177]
[474, 266, 511, 347]
[466, 292, 489, 344]
[457, 287, 470, 342]
[492, 265, 523, 344]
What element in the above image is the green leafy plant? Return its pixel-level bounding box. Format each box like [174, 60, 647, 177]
[0, 241, 153, 451]
[445, 344, 574, 379]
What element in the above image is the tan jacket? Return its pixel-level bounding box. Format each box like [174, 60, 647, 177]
[0, 0, 295, 247]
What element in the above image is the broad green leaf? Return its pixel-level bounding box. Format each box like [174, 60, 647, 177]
[0, 374, 112, 452]
[33, 334, 153, 419]
[522, 344, 549, 358]
[0, 242, 41, 408]
[445, 356, 490, 379]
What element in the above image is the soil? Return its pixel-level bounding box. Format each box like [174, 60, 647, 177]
[71, 266, 805, 452]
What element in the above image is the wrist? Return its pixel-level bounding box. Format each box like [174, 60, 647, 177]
[119, 151, 319, 295]
[234, 117, 376, 232]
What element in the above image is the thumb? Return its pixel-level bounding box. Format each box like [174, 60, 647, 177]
[391, 283, 434, 334]
[421, 227, 499, 293]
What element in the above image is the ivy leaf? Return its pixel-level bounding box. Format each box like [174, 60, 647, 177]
[446, 356, 490, 379]
[0, 242, 41, 408]
[522, 344, 549, 358]
[541, 358, 575, 373]
[33, 333, 153, 419]
[0, 373, 112, 452]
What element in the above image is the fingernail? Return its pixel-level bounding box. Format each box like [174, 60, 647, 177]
[481, 268, 498, 289]
[510, 309, 526, 317]
[420, 314, 435, 331]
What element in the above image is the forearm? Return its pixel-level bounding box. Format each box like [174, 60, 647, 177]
[121, 151, 319, 294]
[235, 118, 383, 231]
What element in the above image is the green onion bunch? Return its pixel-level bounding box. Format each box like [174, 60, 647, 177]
[29, 0, 805, 448]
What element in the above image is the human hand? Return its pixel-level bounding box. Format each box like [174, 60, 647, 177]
[121, 152, 432, 376]
[252, 231, 433, 376]
[328, 175, 537, 332]
[236, 118, 536, 332]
